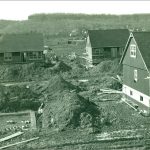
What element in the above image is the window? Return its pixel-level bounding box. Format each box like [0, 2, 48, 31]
[99, 49, 104, 56]
[0, 53, 4, 57]
[130, 90, 133, 96]
[130, 44, 136, 58]
[28, 51, 43, 60]
[38, 52, 43, 59]
[4, 52, 12, 61]
[92, 49, 100, 55]
[92, 49, 104, 59]
[140, 96, 143, 101]
[134, 69, 138, 82]
[28, 52, 36, 59]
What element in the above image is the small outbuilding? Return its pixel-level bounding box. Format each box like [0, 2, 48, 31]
[0, 33, 44, 64]
[85, 29, 129, 65]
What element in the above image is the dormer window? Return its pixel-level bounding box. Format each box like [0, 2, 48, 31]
[130, 44, 136, 58]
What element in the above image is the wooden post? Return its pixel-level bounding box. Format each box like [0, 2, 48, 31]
[30, 110, 37, 130]
[0, 137, 39, 150]
[0, 131, 24, 143]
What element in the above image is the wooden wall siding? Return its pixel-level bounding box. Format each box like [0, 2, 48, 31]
[91, 47, 122, 64]
[112, 48, 122, 58]
[123, 65, 149, 95]
[123, 37, 148, 71]
[111, 48, 118, 58]
[92, 47, 123, 58]
[123, 84, 150, 108]
[12, 55, 21, 62]
[124, 94, 150, 112]
[104, 47, 121, 58]
[119, 48, 124, 56]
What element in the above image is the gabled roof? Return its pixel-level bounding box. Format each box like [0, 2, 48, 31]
[88, 29, 129, 48]
[0, 33, 44, 52]
[120, 32, 150, 70]
[133, 32, 150, 69]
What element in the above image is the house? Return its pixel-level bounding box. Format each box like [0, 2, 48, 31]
[120, 32, 150, 113]
[85, 29, 129, 66]
[0, 33, 44, 64]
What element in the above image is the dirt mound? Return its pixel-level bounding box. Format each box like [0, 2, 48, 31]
[0, 75, 80, 112]
[44, 75, 80, 96]
[49, 61, 72, 73]
[0, 63, 43, 82]
[29, 75, 81, 103]
[89, 60, 120, 75]
[0, 61, 71, 82]
[83, 60, 122, 90]
[42, 91, 101, 131]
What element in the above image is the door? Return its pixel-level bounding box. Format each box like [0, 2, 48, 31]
[21, 52, 27, 62]
[111, 48, 118, 58]
[104, 47, 111, 58]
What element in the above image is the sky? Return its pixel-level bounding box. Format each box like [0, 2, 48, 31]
[0, 1, 150, 20]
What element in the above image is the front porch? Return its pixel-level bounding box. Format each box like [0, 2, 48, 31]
[92, 47, 123, 65]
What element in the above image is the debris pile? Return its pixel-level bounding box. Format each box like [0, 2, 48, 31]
[42, 91, 101, 131]
[39, 75, 101, 131]
[81, 60, 122, 91]
[0, 63, 43, 82]
[0, 84, 41, 112]
[43, 75, 81, 96]
[88, 60, 121, 75]
[30, 75, 78, 98]
[0, 61, 71, 82]
[48, 61, 72, 74]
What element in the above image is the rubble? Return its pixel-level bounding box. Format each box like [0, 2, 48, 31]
[0, 84, 41, 112]
[43, 75, 80, 95]
[0, 61, 71, 82]
[42, 91, 101, 131]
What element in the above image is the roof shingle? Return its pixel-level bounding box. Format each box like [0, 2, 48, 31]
[88, 29, 129, 48]
[0, 33, 44, 52]
[133, 32, 150, 69]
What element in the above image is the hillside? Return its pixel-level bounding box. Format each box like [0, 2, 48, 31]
[0, 13, 150, 57]
[1, 13, 150, 37]
[1, 13, 150, 150]
[0, 20, 17, 31]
